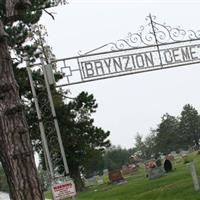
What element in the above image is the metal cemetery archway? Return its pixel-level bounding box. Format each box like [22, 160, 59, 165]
[27, 15, 200, 199]
[52, 15, 200, 87]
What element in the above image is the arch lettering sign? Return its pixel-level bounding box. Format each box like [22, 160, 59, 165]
[46, 15, 200, 87]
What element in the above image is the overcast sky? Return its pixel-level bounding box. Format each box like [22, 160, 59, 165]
[40, 1, 200, 149]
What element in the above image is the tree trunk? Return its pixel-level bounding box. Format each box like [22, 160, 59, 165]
[70, 165, 84, 192]
[192, 129, 199, 149]
[0, 21, 44, 200]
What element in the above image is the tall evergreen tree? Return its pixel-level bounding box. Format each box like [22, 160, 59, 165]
[134, 131, 157, 160]
[155, 113, 180, 154]
[58, 92, 110, 191]
[134, 133, 146, 159]
[0, 1, 57, 199]
[179, 104, 200, 148]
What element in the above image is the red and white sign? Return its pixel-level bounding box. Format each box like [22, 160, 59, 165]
[52, 180, 76, 200]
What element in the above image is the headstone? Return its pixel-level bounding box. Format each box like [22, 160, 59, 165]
[108, 170, 124, 183]
[161, 155, 165, 160]
[148, 166, 165, 179]
[144, 159, 157, 170]
[180, 150, 189, 156]
[121, 164, 129, 175]
[95, 176, 104, 185]
[121, 164, 137, 175]
[165, 154, 175, 161]
[103, 169, 109, 176]
[84, 176, 97, 187]
[171, 151, 177, 157]
[103, 169, 109, 184]
[164, 159, 172, 172]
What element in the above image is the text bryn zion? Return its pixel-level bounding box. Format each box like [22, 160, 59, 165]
[80, 44, 200, 80]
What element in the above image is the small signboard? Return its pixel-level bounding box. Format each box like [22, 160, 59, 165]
[52, 180, 76, 200]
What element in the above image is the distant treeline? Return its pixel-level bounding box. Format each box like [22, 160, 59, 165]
[134, 104, 200, 160]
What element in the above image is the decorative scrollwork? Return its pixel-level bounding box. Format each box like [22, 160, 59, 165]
[79, 15, 200, 55]
[29, 64, 68, 178]
[152, 21, 188, 43]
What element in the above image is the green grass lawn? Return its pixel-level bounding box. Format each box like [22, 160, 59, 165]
[45, 153, 200, 200]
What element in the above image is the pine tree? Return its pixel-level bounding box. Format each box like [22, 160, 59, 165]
[179, 104, 200, 149]
[0, 1, 52, 199]
[155, 113, 180, 154]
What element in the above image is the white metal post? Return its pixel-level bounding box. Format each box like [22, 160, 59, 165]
[26, 58, 57, 200]
[189, 161, 200, 191]
[26, 58, 55, 179]
[40, 56, 70, 175]
[39, 56, 76, 199]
